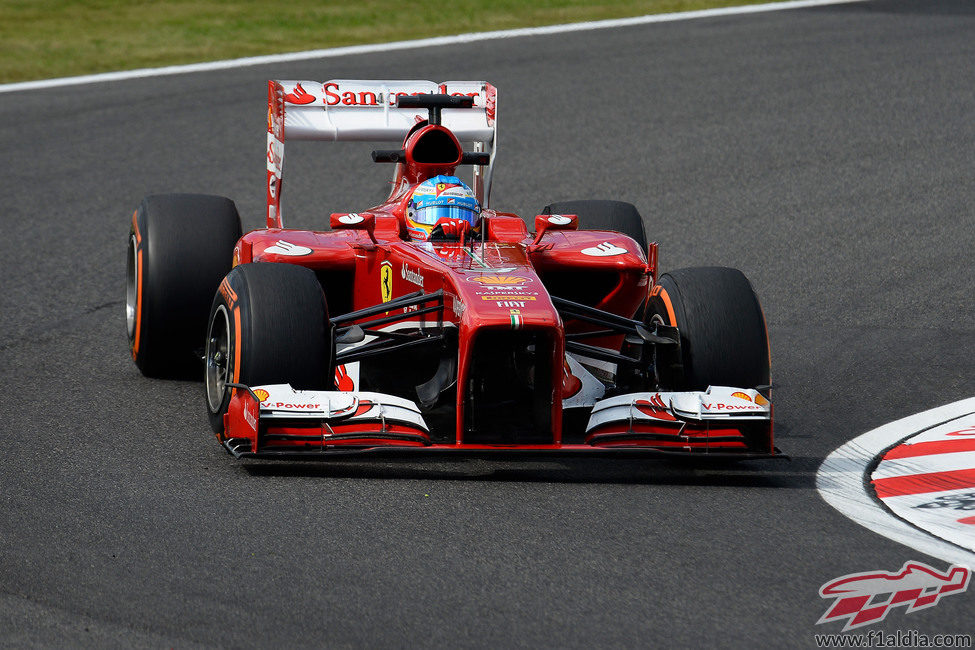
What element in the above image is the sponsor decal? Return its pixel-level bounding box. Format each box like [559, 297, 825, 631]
[401, 263, 424, 288]
[547, 215, 573, 226]
[485, 84, 496, 125]
[432, 247, 468, 265]
[334, 365, 355, 392]
[634, 394, 678, 421]
[582, 242, 628, 257]
[350, 400, 375, 418]
[509, 309, 523, 330]
[467, 275, 528, 286]
[243, 400, 258, 429]
[701, 402, 764, 412]
[338, 213, 364, 225]
[915, 493, 975, 511]
[754, 393, 769, 406]
[452, 297, 465, 318]
[731, 391, 752, 402]
[320, 82, 480, 108]
[475, 287, 538, 295]
[947, 426, 975, 437]
[380, 261, 393, 303]
[481, 295, 536, 301]
[817, 561, 970, 631]
[219, 277, 238, 305]
[266, 139, 282, 169]
[262, 402, 322, 410]
[284, 82, 316, 105]
[264, 240, 312, 256]
[253, 389, 270, 402]
[496, 300, 526, 308]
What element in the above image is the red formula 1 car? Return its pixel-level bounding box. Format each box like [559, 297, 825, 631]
[126, 79, 778, 460]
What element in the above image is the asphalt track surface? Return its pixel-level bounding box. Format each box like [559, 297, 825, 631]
[1, 1, 974, 647]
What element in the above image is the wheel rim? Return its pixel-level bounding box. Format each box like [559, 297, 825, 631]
[125, 235, 138, 341]
[205, 304, 232, 412]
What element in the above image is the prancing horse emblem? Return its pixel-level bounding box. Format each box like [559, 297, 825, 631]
[380, 261, 393, 304]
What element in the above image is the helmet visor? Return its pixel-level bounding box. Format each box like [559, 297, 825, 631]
[413, 204, 479, 226]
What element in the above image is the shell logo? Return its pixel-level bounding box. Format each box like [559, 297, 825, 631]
[468, 275, 527, 286]
[731, 391, 752, 402]
[253, 389, 270, 401]
[754, 393, 769, 407]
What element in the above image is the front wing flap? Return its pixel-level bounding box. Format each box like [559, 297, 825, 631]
[220, 384, 781, 459]
[585, 386, 779, 456]
[222, 383, 430, 458]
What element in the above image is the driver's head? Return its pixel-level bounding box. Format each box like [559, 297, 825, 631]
[405, 175, 480, 240]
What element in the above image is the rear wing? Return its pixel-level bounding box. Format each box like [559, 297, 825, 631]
[266, 79, 498, 228]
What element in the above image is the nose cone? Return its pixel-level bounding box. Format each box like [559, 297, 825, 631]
[453, 269, 560, 331]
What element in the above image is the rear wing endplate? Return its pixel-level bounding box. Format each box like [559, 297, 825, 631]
[266, 79, 498, 228]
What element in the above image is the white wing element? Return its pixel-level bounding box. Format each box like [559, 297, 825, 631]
[273, 80, 496, 142]
[563, 354, 606, 409]
[587, 386, 770, 431]
[266, 79, 498, 227]
[251, 383, 428, 431]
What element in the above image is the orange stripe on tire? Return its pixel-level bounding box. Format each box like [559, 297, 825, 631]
[231, 305, 241, 395]
[656, 286, 676, 325]
[131, 210, 144, 358]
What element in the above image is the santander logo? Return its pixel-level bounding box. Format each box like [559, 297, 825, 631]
[581, 242, 627, 257]
[284, 82, 316, 105]
[321, 82, 480, 107]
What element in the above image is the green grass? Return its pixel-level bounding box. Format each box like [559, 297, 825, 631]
[0, 0, 785, 84]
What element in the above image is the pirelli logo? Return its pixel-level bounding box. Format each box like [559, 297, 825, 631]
[219, 277, 238, 304]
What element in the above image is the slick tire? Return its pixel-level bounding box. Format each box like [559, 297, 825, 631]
[542, 199, 648, 256]
[648, 266, 770, 392]
[205, 263, 331, 434]
[127, 193, 242, 378]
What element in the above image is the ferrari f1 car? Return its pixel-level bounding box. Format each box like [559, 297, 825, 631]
[126, 79, 778, 460]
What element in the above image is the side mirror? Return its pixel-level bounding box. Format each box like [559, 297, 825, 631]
[531, 213, 578, 247]
[330, 212, 378, 247]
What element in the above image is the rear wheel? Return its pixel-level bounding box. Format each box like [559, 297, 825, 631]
[542, 199, 647, 256]
[647, 266, 769, 392]
[127, 193, 242, 378]
[205, 263, 332, 434]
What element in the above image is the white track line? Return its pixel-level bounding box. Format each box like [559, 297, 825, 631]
[0, 0, 864, 95]
[817, 398, 975, 569]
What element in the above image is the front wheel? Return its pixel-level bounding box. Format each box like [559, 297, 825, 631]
[647, 266, 769, 392]
[205, 263, 332, 434]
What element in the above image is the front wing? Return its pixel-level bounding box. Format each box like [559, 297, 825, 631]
[221, 384, 782, 460]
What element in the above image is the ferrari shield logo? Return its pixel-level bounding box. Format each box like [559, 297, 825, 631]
[380, 261, 393, 303]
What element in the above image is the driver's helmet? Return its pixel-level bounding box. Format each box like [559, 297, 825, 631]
[405, 175, 480, 240]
